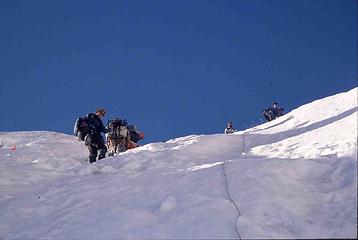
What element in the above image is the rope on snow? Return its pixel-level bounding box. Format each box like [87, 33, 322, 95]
[222, 160, 242, 240]
[221, 131, 248, 239]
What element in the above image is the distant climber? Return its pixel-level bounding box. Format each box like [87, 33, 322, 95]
[106, 119, 144, 155]
[74, 108, 108, 163]
[262, 102, 284, 122]
[106, 118, 130, 156]
[224, 121, 237, 134]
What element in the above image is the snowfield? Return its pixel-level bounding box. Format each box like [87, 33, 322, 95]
[0, 88, 357, 239]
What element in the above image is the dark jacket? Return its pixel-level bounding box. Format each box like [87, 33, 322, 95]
[272, 106, 284, 117]
[87, 113, 108, 135]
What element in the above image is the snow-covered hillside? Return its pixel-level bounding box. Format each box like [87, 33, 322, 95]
[0, 88, 357, 239]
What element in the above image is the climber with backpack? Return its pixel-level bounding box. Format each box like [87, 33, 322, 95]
[106, 118, 130, 156]
[74, 108, 108, 163]
[262, 102, 284, 122]
[106, 118, 145, 155]
[224, 121, 237, 134]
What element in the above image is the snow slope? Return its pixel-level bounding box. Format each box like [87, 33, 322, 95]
[0, 88, 357, 239]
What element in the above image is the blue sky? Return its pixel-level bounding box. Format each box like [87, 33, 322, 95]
[0, 0, 356, 144]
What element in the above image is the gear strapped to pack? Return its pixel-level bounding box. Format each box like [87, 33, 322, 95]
[74, 116, 92, 141]
[108, 118, 128, 139]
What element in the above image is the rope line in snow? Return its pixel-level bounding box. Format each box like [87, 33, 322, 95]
[222, 160, 242, 240]
[221, 132, 248, 239]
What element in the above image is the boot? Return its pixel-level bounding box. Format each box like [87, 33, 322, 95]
[89, 155, 96, 164]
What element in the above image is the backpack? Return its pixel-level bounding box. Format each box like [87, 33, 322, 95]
[127, 124, 138, 133]
[74, 116, 91, 141]
[108, 118, 128, 139]
[127, 125, 143, 143]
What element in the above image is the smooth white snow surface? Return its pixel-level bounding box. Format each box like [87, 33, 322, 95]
[0, 88, 357, 239]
